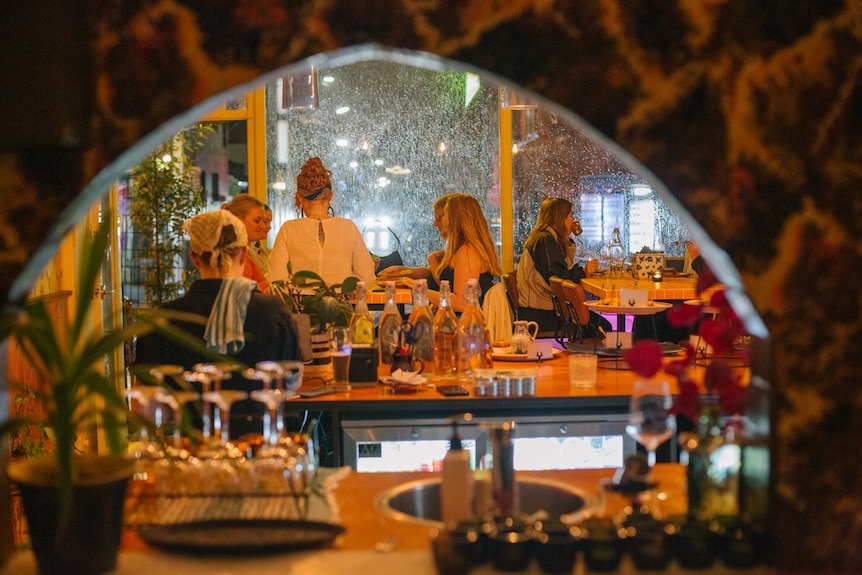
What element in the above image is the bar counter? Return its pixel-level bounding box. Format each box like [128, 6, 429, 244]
[2, 466, 772, 574]
[290, 347, 726, 466]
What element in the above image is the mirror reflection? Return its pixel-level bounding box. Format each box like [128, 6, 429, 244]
[119, 59, 692, 307]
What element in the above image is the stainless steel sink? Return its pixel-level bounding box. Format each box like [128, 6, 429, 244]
[375, 477, 599, 527]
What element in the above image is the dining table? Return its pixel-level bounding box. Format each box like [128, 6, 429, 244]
[580, 274, 723, 302]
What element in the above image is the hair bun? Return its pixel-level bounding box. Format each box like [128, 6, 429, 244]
[297, 157, 332, 198]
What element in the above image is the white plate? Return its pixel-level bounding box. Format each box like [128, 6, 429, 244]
[492, 347, 562, 362]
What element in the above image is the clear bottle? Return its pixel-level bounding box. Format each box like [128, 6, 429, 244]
[608, 227, 625, 278]
[433, 280, 458, 378]
[349, 281, 374, 346]
[408, 279, 435, 362]
[457, 279, 493, 376]
[378, 281, 402, 365]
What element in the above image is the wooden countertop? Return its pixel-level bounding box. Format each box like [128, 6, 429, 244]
[291, 348, 733, 414]
[4, 468, 774, 574]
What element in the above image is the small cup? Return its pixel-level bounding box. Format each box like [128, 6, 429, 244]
[568, 353, 598, 387]
[529, 519, 578, 574]
[430, 526, 474, 575]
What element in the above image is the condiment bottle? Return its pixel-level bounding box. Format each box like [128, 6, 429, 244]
[378, 281, 402, 365]
[433, 280, 458, 379]
[408, 279, 435, 362]
[609, 227, 625, 278]
[349, 281, 374, 346]
[441, 417, 474, 525]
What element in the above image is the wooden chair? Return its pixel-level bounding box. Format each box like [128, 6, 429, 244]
[501, 272, 519, 322]
[549, 276, 574, 344]
[561, 279, 593, 343]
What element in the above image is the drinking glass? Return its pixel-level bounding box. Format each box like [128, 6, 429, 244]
[329, 326, 352, 390]
[123, 385, 164, 464]
[286, 435, 318, 519]
[183, 362, 238, 442]
[626, 378, 675, 468]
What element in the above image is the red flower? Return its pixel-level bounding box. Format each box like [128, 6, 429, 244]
[624, 340, 664, 377]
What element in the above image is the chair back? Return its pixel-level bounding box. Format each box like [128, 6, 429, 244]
[561, 280, 590, 326]
[549, 276, 572, 343]
[548, 276, 571, 321]
[501, 272, 519, 321]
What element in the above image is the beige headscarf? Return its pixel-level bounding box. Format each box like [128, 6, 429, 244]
[182, 210, 248, 272]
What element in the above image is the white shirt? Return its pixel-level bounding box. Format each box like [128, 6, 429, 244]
[269, 217, 376, 287]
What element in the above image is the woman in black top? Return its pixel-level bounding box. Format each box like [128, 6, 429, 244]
[517, 197, 608, 334]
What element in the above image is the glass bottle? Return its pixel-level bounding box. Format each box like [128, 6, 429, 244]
[433, 280, 458, 378]
[378, 281, 402, 365]
[349, 281, 374, 346]
[608, 227, 625, 278]
[408, 279, 435, 362]
[457, 279, 493, 376]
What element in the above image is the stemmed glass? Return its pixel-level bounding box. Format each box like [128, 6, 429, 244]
[124, 384, 164, 471]
[184, 362, 245, 493]
[286, 435, 318, 519]
[626, 378, 676, 469]
[624, 378, 675, 518]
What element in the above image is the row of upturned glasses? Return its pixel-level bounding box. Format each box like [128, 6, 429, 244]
[123, 361, 316, 519]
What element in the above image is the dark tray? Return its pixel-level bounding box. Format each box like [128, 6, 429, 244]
[137, 519, 345, 555]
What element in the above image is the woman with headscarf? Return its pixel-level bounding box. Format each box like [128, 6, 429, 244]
[269, 157, 376, 287]
[133, 209, 303, 438]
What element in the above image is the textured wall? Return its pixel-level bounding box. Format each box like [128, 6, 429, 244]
[2, 1, 861, 570]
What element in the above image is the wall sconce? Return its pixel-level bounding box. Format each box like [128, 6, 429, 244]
[283, 66, 319, 110]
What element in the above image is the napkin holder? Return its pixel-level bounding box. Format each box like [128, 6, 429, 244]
[605, 331, 632, 349]
[619, 288, 648, 307]
[349, 344, 378, 387]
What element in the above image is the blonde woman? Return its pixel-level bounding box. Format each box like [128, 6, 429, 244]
[379, 192, 456, 279]
[517, 197, 606, 333]
[422, 193, 502, 312]
[222, 194, 269, 292]
[269, 157, 376, 286]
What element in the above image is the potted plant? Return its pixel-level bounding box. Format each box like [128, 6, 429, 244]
[126, 124, 213, 307]
[270, 268, 358, 381]
[270, 267, 358, 332]
[0, 213, 214, 575]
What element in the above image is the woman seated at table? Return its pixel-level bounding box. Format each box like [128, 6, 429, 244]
[381, 193, 500, 312]
[379, 193, 455, 280]
[517, 197, 610, 335]
[269, 157, 376, 287]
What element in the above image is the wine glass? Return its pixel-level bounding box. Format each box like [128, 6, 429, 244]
[286, 435, 318, 519]
[626, 378, 675, 469]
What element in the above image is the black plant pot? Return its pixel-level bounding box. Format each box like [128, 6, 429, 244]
[7, 455, 134, 575]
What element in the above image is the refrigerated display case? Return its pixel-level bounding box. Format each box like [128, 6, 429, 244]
[342, 414, 637, 473]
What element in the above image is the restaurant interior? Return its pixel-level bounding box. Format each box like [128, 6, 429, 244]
[2, 2, 861, 573]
